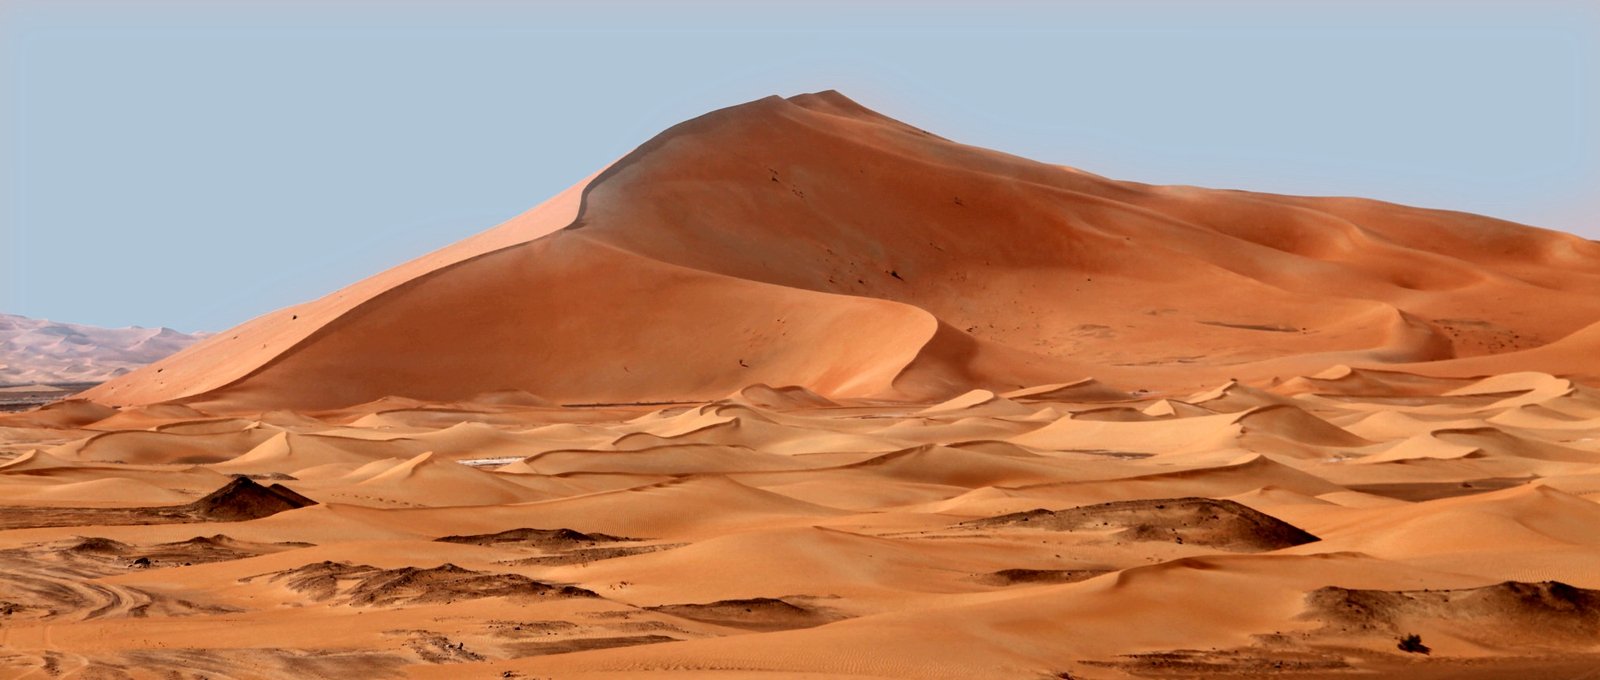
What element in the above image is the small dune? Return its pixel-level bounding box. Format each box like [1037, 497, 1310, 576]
[976, 568, 1111, 586]
[0, 476, 314, 529]
[250, 561, 598, 607]
[966, 497, 1320, 552]
[648, 597, 844, 631]
[434, 527, 632, 548]
[1305, 581, 1600, 646]
[185, 476, 318, 521]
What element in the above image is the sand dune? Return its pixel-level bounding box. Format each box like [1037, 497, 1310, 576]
[79, 91, 1600, 411]
[10, 364, 1600, 676]
[323, 452, 548, 507]
[209, 431, 409, 475]
[6, 91, 1600, 677]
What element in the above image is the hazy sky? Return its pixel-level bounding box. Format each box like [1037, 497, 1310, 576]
[3, 1, 1596, 332]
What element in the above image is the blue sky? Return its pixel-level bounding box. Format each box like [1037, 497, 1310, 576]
[3, 1, 1596, 332]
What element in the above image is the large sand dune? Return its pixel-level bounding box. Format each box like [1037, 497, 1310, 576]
[81, 91, 1600, 410]
[5, 92, 1600, 678]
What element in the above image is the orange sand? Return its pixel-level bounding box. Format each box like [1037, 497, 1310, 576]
[3, 92, 1599, 678]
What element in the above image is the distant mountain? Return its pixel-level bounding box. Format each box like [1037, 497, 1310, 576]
[0, 313, 205, 386]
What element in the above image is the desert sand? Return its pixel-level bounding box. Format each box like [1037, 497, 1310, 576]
[4, 92, 1600, 678]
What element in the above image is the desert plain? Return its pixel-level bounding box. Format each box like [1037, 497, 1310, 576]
[4, 92, 1600, 679]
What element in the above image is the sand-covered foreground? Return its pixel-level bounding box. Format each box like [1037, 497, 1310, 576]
[4, 371, 1600, 678]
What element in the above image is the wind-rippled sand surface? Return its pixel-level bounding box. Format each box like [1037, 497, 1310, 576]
[4, 374, 1600, 678]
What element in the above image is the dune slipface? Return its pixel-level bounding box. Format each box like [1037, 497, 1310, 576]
[6, 92, 1600, 679]
[82, 91, 1600, 411]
